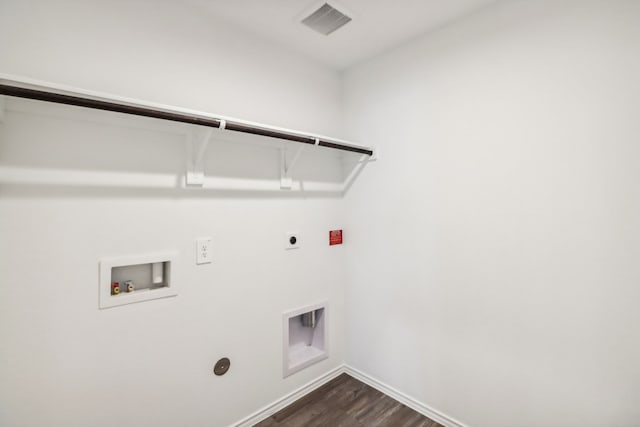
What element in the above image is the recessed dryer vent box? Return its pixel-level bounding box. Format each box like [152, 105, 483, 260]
[283, 302, 328, 377]
[99, 252, 177, 309]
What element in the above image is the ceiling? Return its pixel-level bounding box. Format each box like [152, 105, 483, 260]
[187, 0, 499, 70]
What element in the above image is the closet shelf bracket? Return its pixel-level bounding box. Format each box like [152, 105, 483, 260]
[280, 145, 305, 190]
[186, 125, 216, 186]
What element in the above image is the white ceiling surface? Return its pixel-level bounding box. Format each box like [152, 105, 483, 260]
[188, 0, 499, 69]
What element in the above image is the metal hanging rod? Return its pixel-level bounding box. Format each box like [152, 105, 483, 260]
[0, 83, 373, 156]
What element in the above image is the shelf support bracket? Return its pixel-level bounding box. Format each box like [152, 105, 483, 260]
[186, 126, 215, 186]
[280, 145, 305, 189]
[342, 147, 378, 195]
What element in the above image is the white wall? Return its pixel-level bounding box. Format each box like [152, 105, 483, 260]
[343, 1, 640, 426]
[0, 1, 348, 426]
[5, 1, 640, 426]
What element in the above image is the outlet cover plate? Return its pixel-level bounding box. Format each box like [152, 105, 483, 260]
[196, 237, 212, 264]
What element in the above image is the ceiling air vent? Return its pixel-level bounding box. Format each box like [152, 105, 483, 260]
[301, 3, 352, 36]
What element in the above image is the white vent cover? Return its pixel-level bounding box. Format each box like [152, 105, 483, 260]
[301, 3, 352, 36]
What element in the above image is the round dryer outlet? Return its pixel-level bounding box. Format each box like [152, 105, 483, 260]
[285, 232, 300, 250]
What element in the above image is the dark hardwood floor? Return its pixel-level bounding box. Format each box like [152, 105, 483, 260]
[254, 373, 443, 427]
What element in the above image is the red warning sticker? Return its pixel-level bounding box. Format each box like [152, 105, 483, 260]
[329, 230, 343, 246]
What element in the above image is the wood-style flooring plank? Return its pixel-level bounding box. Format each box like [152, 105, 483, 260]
[254, 374, 443, 427]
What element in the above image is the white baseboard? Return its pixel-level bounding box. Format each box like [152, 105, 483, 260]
[343, 365, 468, 427]
[230, 364, 467, 427]
[229, 365, 345, 427]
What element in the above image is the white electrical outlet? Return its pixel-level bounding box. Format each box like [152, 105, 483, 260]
[196, 237, 212, 264]
[285, 232, 300, 250]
